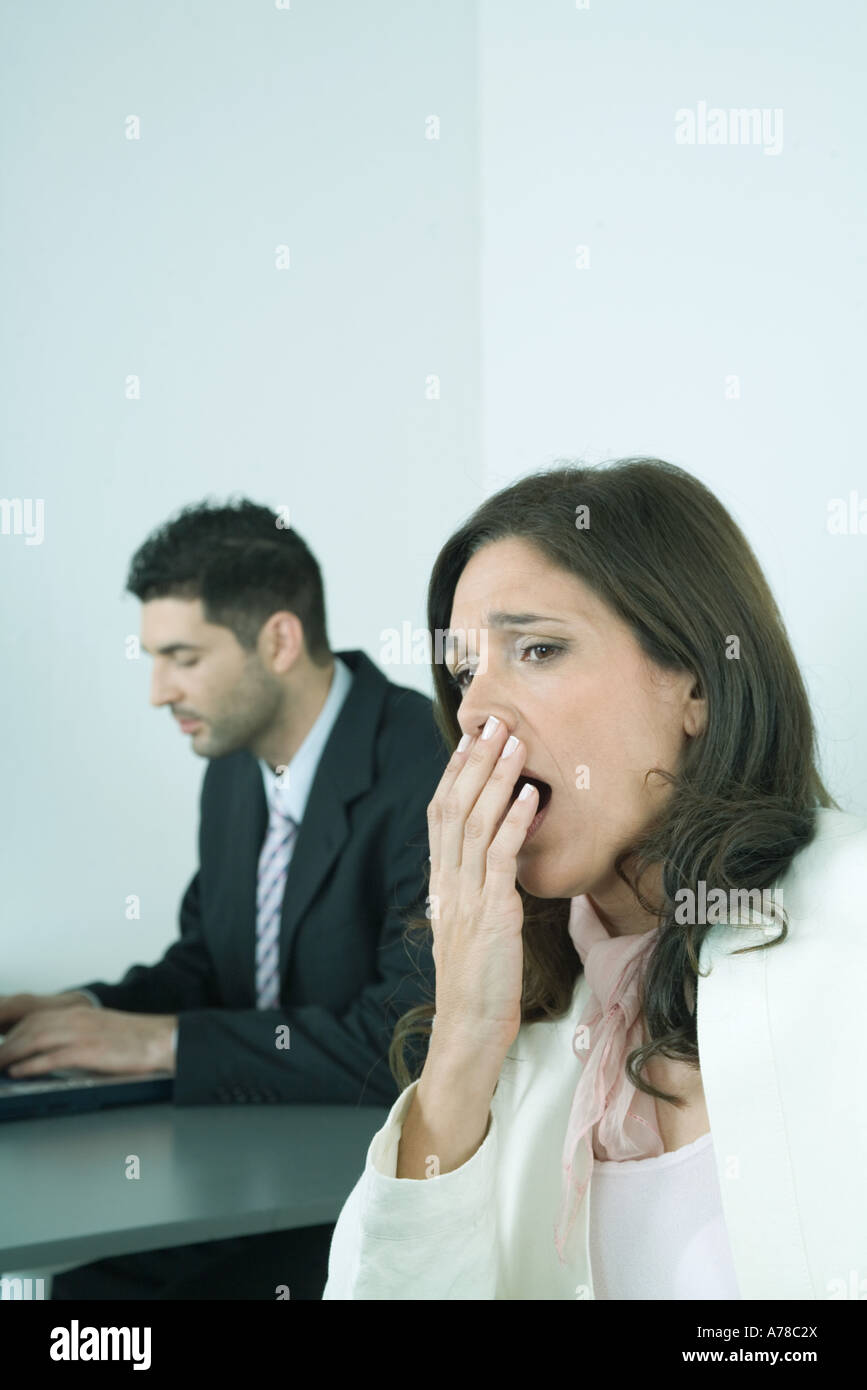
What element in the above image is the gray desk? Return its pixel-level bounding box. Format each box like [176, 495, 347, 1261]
[0, 1100, 388, 1269]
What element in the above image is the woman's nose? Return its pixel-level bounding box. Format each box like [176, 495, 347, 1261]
[455, 674, 510, 740]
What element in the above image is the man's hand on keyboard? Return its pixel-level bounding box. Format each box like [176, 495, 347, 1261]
[0, 991, 97, 1032]
[0, 1002, 177, 1077]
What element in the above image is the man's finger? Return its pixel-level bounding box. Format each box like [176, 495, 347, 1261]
[0, 995, 29, 1028]
[0, 1010, 83, 1067]
[7, 1052, 68, 1078]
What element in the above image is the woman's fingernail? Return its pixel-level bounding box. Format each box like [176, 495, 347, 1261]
[500, 735, 519, 759]
[457, 734, 471, 752]
[481, 715, 500, 740]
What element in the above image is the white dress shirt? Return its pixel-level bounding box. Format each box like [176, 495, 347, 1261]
[258, 653, 353, 828]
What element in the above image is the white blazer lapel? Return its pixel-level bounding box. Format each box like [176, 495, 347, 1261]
[698, 921, 813, 1299]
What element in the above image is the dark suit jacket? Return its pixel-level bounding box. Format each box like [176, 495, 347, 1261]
[72, 650, 448, 1107]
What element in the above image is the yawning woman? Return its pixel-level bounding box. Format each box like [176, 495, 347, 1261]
[323, 456, 866, 1300]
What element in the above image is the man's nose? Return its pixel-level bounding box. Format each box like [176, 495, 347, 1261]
[150, 667, 181, 708]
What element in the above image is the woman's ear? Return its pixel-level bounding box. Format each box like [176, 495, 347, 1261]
[684, 676, 707, 738]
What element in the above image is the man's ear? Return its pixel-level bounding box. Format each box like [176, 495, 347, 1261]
[261, 611, 303, 674]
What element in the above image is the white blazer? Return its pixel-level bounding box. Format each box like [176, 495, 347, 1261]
[323, 808, 867, 1300]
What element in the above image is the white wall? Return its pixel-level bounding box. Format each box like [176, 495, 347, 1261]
[2, 0, 864, 992]
[0, 0, 482, 989]
[480, 0, 866, 813]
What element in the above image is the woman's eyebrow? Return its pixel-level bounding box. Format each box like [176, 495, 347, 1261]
[484, 612, 569, 628]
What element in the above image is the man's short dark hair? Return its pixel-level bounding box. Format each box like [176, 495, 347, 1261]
[126, 498, 331, 661]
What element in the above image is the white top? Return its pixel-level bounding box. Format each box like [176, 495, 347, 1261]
[589, 1133, 741, 1300]
[323, 811, 867, 1300]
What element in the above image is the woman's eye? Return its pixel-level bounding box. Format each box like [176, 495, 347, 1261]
[522, 644, 561, 662]
[450, 643, 562, 691]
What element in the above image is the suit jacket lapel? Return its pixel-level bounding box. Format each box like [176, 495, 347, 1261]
[698, 920, 813, 1298]
[226, 756, 269, 1007]
[277, 650, 388, 981]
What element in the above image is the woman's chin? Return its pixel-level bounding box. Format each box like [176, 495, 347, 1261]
[516, 857, 573, 901]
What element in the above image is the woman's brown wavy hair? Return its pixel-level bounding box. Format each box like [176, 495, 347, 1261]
[389, 457, 839, 1106]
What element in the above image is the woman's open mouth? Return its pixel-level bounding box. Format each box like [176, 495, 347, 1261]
[500, 771, 553, 841]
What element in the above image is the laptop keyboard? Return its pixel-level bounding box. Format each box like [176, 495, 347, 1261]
[0, 1073, 102, 1093]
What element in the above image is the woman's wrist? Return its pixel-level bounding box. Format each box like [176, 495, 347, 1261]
[395, 1042, 502, 1180]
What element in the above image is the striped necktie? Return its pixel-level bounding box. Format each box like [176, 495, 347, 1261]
[255, 794, 298, 1009]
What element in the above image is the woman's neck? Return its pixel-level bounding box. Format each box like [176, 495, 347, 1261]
[587, 862, 665, 937]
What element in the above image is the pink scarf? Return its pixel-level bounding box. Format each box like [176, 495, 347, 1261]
[554, 894, 664, 1262]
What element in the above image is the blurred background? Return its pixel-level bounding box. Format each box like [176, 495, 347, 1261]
[1, 0, 864, 989]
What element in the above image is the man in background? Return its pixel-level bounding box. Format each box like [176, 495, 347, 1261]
[0, 499, 445, 1298]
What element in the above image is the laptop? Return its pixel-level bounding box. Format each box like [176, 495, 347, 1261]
[0, 1037, 173, 1121]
